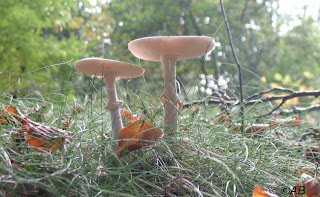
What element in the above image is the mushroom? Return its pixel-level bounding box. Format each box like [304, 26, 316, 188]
[75, 58, 145, 139]
[128, 36, 215, 135]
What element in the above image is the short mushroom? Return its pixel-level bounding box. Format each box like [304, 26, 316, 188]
[128, 36, 215, 135]
[75, 58, 145, 139]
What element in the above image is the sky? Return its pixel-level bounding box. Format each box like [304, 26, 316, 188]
[278, 0, 320, 20]
[88, 0, 319, 20]
[87, 0, 319, 34]
[277, 0, 320, 34]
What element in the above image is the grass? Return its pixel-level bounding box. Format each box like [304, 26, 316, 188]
[0, 77, 319, 197]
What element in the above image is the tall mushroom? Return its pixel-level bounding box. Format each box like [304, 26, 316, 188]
[128, 36, 215, 136]
[75, 58, 145, 139]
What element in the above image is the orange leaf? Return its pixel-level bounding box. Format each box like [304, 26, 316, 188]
[253, 186, 267, 197]
[213, 114, 230, 126]
[231, 123, 269, 134]
[253, 186, 278, 197]
[116, 120, 164, 158]
[272, 116, 300, 128]
[0, 106, 24, 124]
[120, 109, 139, 124]
[22, 118, 75, 153]
[192, 105, 198, 112]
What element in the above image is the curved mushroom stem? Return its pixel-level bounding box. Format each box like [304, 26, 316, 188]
[160, 56, 181, 136]
[104, 73, 123, 140]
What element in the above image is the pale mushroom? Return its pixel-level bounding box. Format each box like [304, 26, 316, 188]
[128, 36, 215, 135]
[75, 58, 145, 139]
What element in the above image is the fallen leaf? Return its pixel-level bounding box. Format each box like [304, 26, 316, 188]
[164, 175, 193, 197]
[292, 177, 320, 197]
[272, 116, 300, 128]
[252, 186, 278, 197]
[120, 109, 138, 125]
[22, 118, 75, 153]
[305, 146, 320, 164]
[73, 105, 84, 114]
[295, 168, 312, 178]
[12, 130, 26, 152]
[213, 114, 230, 126]
[192, 105, 198, 113]
[231, 123, 270, 134]
[0, 106, 24, 124]
[116, 120, 163, 158]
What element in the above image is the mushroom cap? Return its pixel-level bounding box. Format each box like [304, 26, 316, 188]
[75, 58, 145, 78]
[128, 36, 215, 62]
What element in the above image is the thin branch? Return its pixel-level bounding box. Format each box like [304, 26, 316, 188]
[246, 90, 320, 105]
[240, 0, 249, 22]
[220, 0, 244, 131]
[183, 97, 235, 109]
[257, 99, 285, 118]
[183, 89, 320, 117]
[279, 104, 320, 115]
[188, 7, 202, 35]
[300, 129, 320, 142]
[245, 87, 295, 101]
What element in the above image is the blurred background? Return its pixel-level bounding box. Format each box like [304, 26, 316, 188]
[1, 0, 319, 102]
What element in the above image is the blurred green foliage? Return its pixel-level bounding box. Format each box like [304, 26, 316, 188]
[0, 0, 319, 99]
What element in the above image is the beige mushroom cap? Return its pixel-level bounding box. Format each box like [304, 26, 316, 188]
[128, 36, 215, 62]
[75, 58, 144, 78]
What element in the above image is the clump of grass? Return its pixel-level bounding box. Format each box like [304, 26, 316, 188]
[0, 77, 318, 197]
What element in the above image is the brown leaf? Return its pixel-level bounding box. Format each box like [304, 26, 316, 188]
[115, 120, 163, 158]
[164, 175, 193, 197]
[22, 118, 75, 153]
[231, 123, 270, 134]
[272, 116, 300, 128]
[73, 105, 84, 114]
[305, 146, 320, 164]
[292, 178, 320, 197]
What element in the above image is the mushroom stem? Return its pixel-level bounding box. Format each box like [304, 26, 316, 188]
[104, 73, 123, 140]
[160, 56, 179, 135]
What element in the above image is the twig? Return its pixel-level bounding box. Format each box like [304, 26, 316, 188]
[245, 90, 320, 104]
[255, 90, 320, 117]
[300, 129, 320, 142]
[183, 98, 233, 109]
[220, 0, 244, 131]
[245, 87, 295, 101]
[279, 104, 320, 115]
[257, 99, 285, 118]
[183, 89, 320, 117]
[213, 90, 232, 116]
[240, 0, 249, 22]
